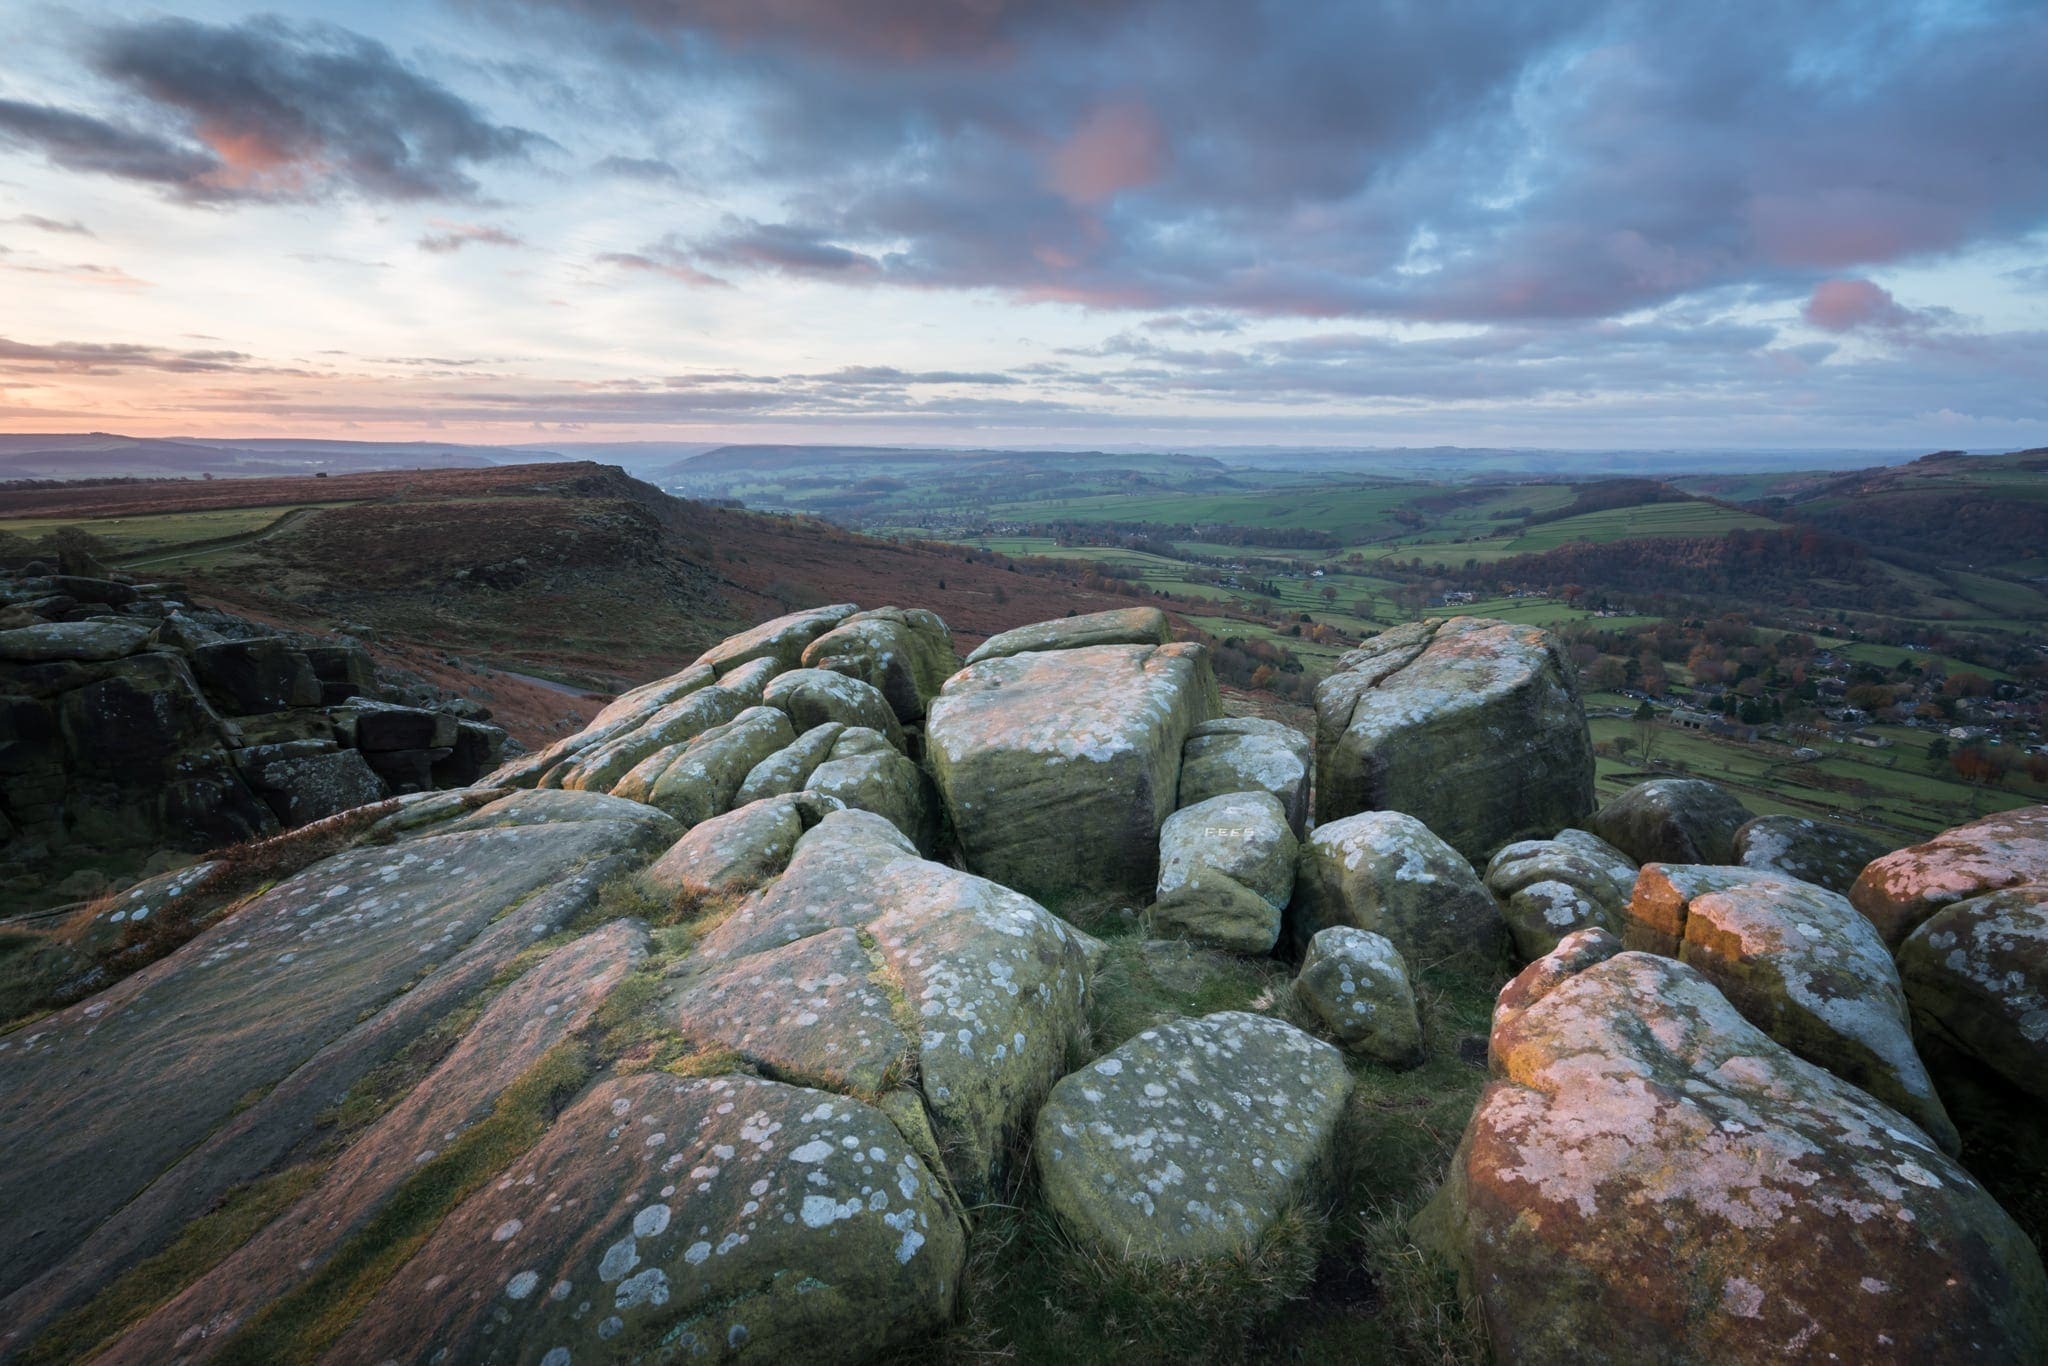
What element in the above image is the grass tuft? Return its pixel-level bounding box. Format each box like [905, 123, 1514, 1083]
[209, 1043, 592, 1366]
[21, 1164, 328, 1366]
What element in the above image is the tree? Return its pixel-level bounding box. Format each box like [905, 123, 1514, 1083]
[1925, 736, 1951, 769]
[1319, 585, 1339, 606]
[1633, 700, 1660, 767]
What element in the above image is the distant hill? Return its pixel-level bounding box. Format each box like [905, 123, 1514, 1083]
[0, 432, 570, 481]
[1, 461, 1152, 689]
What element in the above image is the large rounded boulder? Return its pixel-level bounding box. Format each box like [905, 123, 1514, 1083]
[1313, 617, 1594, 864]
[1587, 777, 1752, 866]
[1150, 790, 1297, 954]
[1851, 806, 2048, 947]
[1288, 809, 1506, 970]
[1417, 946, 2048, 1364]
[1897, 884, 2048, 1103]
[1483, 830, 1637, 961]
[1734, 813, 1889, 894]
[800, 606, 957, 724]
[1176, 716, 1312, 836]
[1624, 863, 1957, 1152]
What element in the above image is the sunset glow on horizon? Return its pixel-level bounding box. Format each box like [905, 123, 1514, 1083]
[1, 0, 2044, 450]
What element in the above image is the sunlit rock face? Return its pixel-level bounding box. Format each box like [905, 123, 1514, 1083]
[1851, 805, 2048, 947]
[1418, 946, 2048, 1365]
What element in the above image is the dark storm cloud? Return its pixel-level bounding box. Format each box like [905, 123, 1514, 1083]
[2, 16, 542, 203]
[495, 0, 2048, 324]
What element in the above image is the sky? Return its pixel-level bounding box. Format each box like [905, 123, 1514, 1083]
[0, 0, 2044, 450]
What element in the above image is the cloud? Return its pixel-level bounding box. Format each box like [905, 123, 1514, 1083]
[1, 257, 151, 288]
[484, 0, 2048, 326]
[694, 219, 884, 277]
[4, 214, 93, 236]
[1, 17, 542, 204]
[0, 98, 217, 189]
[1802, 278, 1920, 332]
[1045, 102, 1167, 205]
[497, 0, 1136, 65]
[594, 155, 682, 183]
[597, 241, 730, 287]
[0, 336, 254, 374]
[418, 222, 527, 253]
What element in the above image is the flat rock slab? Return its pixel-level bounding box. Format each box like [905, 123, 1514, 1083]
[105, 920, 651, 1364]
[1036, 1012, 1352, 1260]
[1630, 866, 1956, 1152]
[1418, 949, 2048, 1365]
[329, 1073, 963, 1365]
[1734, 814, 1889, 894]
[670, 926, 912, 1099]
[1589, 777, 1753, 867]
[1313, 617, 1593, 863]
[964, 606, 1169, 665]
[1852, 805, 2048, 947]
[928, 642, 1218, 910]
[1899, 885, 2048, 1103]
[0, 620, 155, 663]
[0, 810, 653, 1307]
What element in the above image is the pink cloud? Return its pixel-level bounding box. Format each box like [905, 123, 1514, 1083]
[1046, 101, 1167, 205]
[1802, 277, 1913, 332]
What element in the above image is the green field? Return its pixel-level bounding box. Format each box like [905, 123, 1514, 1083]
[0, 504, 356, 559]
[1586, 700, 2038, 844]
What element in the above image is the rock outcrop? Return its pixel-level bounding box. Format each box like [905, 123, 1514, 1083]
[1623, 862, 1957, 1152]
[1150, 790, 1296, 954]
[1733, 813, 1889, 894]
[927, 640, 1219, 910]
[1419, 946, 2048, 1364]
[0, 568, 505, 911]
[1851, 805, 2048, 947]
[1034, 1012, 1352, 1259]
[1313, 617, 1594, 863]
[8, 601, 2047, 1365]
[1587, 776, 1752, 866]
[1289, 809, 1507, 969]
[1897, 884, 2048, 1103]
[1483, 829, 1637, 960]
